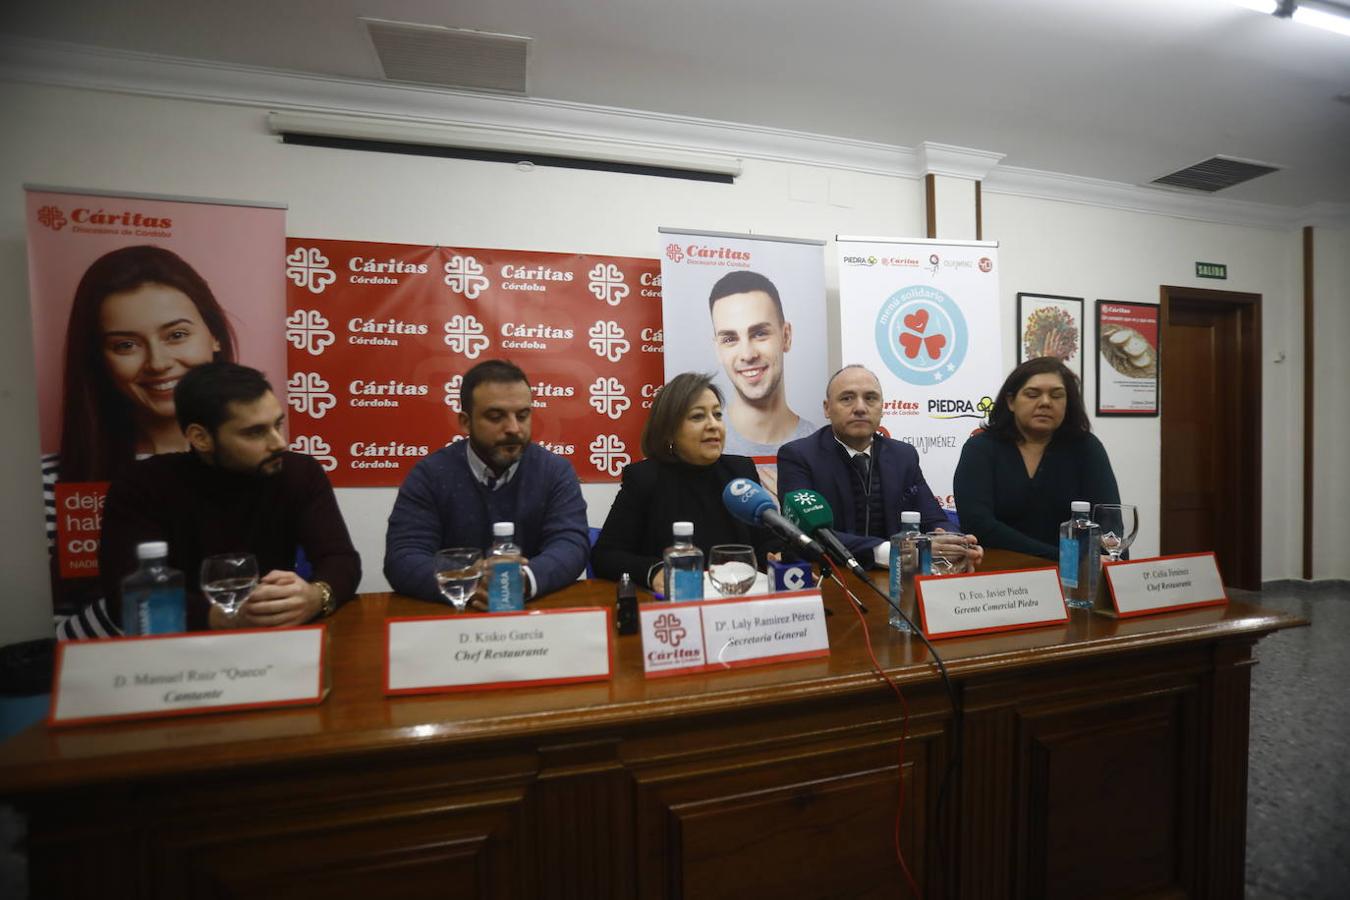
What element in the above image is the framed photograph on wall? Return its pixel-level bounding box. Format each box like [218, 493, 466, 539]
[1095, 300, 1160, 416]
[1016, 293, 1084, 379]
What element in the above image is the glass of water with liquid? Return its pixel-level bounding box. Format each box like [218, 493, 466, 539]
[708, 544, 758, 597]
[200, 552, 259, 618]
[435, 547, 483, 612]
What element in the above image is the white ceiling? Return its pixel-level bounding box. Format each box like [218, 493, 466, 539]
[4, 0, 1349, 208]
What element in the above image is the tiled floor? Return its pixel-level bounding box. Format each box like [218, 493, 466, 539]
[1241, 581, 1350, 900]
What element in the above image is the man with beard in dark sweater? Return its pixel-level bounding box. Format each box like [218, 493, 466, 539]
[384, 359, 589, 604]
[99, 363, 360, 632]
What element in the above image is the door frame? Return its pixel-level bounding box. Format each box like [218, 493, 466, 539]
[1158, 285, 1262, 589]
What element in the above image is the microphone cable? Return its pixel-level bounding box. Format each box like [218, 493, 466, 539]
[823, 556, 920, 900]
[849, 565, 964, 900]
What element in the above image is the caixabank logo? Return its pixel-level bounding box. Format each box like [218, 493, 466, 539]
[875, 285, 969, 386]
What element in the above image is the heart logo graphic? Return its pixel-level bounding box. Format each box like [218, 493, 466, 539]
[923, 334, 946, 359]
[903, 309, 929, 333]
[898, 332, 923, 359]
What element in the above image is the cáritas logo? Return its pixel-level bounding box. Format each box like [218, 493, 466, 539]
[37, 206, 67, 231]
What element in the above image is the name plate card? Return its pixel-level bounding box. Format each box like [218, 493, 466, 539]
[640, 590, 829, 678]
[917, 568, 1068, 639]
[1100, 552, 1228, 618]
[51, 626, 328, 727]
[385, 608, 612, 695]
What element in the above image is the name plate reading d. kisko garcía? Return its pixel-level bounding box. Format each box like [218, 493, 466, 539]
[385, 608, 612, 695]
[916, 568, 1068, 639]
[51, 626, 328, 727]
[1099, 552, 1228, 618]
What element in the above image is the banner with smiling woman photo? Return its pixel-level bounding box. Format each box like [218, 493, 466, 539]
[25, 186, 286, 626]
[657, 228, 828, 493]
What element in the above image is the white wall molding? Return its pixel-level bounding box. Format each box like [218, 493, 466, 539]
[5, 36, 1346, 232]
[0, 37, 913, 179]
[918, 142, 1005, 180]
[984, 165, 1350, 232]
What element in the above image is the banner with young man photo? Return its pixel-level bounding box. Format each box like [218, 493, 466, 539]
[25, 186, 286, 621]
[835, 237, 1002, 510]
[658, 228, 828, 494]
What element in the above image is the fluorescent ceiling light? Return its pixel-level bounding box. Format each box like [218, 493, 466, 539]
[1293, 5, 1350, 35]
[266, 111, 743, 177]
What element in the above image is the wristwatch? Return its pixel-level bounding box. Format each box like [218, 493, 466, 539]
[313, 580, 336, 618]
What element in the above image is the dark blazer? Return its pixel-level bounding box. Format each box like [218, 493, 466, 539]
[591, 455, 775, 589]
[777, 425, 948, 561]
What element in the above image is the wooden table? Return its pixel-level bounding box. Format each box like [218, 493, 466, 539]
[0, 551, 1304, 899]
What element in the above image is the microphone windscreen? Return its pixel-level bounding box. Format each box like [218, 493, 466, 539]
[722, 477, 777, 526]
[781, 489, 836, 533]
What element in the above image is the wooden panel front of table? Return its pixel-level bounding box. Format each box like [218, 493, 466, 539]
[0, 551, 1303, 899]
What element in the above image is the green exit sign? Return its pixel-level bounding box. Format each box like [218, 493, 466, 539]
[1196, 262, 1227, 280]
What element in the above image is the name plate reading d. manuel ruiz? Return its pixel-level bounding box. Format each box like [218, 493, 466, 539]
[917, 568, 1068, 639]
[1100, 552, 1228, 618]
[51, 626, 328, 727]
[640, 590, 829, 678]
[385, 608, 612, 695]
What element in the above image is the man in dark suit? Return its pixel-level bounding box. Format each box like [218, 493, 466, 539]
[777, 365, 982, 568]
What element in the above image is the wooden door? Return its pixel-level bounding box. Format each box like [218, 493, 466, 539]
[1160, 287, 1261, 589]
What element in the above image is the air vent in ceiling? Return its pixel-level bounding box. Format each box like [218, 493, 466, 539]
[361, 18, 530, 94]
[1151, 155, 1281, 193]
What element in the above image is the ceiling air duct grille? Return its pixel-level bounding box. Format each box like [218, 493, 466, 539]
[362, 18, 529, 94]
[1151, 155, 1280, 193]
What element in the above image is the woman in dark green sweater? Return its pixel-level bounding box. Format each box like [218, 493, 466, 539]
[954, 357, 1120, 559]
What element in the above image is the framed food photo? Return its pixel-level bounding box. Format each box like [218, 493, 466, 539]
[1095, 300, 1160, 416]
[1016, 293, 1084, 378]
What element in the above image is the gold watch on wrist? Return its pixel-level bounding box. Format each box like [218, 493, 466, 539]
[313, 580, 336, 618]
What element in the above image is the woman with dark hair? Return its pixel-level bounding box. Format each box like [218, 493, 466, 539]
[591, 372, 777, 592]
[953, 357, 1120, 559]
[44, 245, 237, 638]
[55, 245, 237, 483]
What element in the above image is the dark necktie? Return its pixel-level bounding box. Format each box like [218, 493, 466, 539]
[485, 473, 498, 492]
[851, 452, 870, 485]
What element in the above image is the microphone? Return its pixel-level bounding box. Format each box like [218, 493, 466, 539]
[781, 489, 871, 580]
[721, 478, 827, 561]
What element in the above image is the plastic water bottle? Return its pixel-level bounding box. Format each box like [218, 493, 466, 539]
[662, 521, 704, 602]
[486, 522, 525, 612]
[888, 512, 928, 632]
[1059, 501, 1101, 609]
[120, 541, 186, 635]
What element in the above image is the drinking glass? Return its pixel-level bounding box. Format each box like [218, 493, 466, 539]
[435, 547, 483, 612]
[1093, 504, 1139, 562]
[200, 553, 259, 617]
[925, 532, 972, 576]
[708, 544, 758, 596]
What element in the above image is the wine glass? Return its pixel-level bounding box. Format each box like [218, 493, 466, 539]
[1094, 504, 1138, 562]
[434, 547, 482, 612]
[708, 544, 758, 596]
[200, 553, 259, 617]
[925, 532, 971, 576]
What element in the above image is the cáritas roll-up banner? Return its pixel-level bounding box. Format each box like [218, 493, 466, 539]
[284, 238, 664, 487]
[25, 186, 286, 618]
[835, 237, 1002, 510]
[657, 228, 828, 466]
